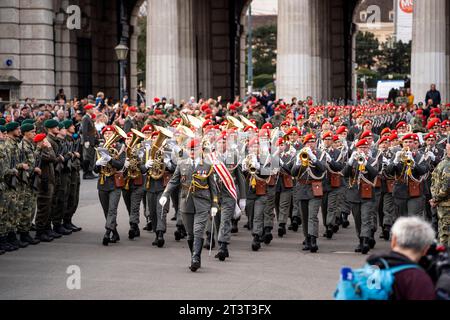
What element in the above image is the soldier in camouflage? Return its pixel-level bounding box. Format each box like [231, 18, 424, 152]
[430, 143, 450, 246]
[0, 125, 8, 254]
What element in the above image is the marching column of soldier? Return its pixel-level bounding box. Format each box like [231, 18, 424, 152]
[0, 97, 449, 274]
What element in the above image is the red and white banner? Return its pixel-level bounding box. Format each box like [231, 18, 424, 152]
[207, 152, 238, 201]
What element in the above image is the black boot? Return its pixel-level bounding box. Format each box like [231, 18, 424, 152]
[263, 227, 273, 245]
[156, 231, 165, 248]
[341, 213, 350, 228]
[361, 237, 370, 255]
[310, 236, 318, 253]
[187, 239, 194, 255]
[302, 236, 311, 251]
[204, 232, 215, 249]
[174, 225, 182, 241]
[53, 224, 72, 236]
[190, 238, 203, 272]
[0, 235, 17, 252]
[110, 228, 120, 243]
[355, 238, 362, 253]
[332, 224, 340, 234]
[251, 235, 261, 251]
[102, 229, 111, 246]
[46, 228, 61, 239]
[325, 226, 334, 239]
[277, 223, 286, 238]
[64, 220, 82, 232]
[83, 171, 97, 180]
[291, 216, 300, 232]
[20, 232, 40, 245]
[368, 231, 376, 249]
[128, 223, 139, 240]
[231, 219, 239, 234]
[215, 242, 229, 261]
[382, 225, 391, 241]
[30, 223, 36, 231]
[35, 230, 52, 242]
[180, 225, 187, 239]
[8, 231, 26, 249]
[143, 220, 152, 231]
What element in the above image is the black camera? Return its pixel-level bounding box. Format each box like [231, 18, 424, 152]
[419, 242, 450, 300]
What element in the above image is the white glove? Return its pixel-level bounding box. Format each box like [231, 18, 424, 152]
[239, 199, 247, 211]
[234, 204, 242, 220]
[172, 145, 181, 154]
[349, 152, 358, 166]
[211, 207, 218, 217]
[382, 157, 390, 166]
[96, 159, 107, 167]
[124, 160, 130, 169]
[103, 154, 112, 162]
[159, 196, 167, 207]
[325, 152, 332, 163]
[426, 151, 436, 162]
[394, 151, 402, 165]
[84, 141, 90, 149]
[307, 149, 317, 162]
[164, 157, 171, 166]
[145, 159, 154, 169]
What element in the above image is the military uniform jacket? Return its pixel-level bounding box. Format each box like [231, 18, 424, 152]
[94, 142, 126, 192]
[217, 152, 246, 201]
[18, 138, 37, 186]
[275, 151, 295, 193]
[342, 156, 378, 203]
[145, 156, 176, 194]
[66, 135, 81, 171]
[163, 158, 218, 214]
[431, 155, 450, 207]
[37, 145, 57, 187]
[3, 137, 21, 189]
[0, 140, 7, 191]
[385, 152, 429, 200]
[323, 148, 345, 192]
[124, 116, 137, 133]
[291, 150, 326, 200]
[81, 114, 96, 145]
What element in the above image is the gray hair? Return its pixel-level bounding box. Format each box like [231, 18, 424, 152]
[391, 217, 435, 252]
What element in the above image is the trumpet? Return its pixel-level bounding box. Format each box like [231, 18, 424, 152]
[243, 154, 257, 174]
[357, 154, 366, 165]
[400, 146, 414, 166]
[299, 147, 310, 167]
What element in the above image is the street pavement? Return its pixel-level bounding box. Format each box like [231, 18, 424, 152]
[0, 179, 390, 300]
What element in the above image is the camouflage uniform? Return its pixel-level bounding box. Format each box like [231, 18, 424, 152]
[431, 155, 450, 246]
[17, 138, 37, 233]
[0, 140, 7, 237]
[3, 137, 21, 232]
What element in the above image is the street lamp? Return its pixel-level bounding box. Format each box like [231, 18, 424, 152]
[115, 43, 129, 102]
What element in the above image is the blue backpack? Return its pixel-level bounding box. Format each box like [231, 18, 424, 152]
[334, 259, 420, 300]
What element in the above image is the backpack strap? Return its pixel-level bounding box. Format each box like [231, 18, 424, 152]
[389, 264, 421, 274]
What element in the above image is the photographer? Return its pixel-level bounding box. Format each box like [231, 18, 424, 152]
[367, 217, 436, 300]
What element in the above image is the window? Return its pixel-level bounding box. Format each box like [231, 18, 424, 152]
[77, 38, 92, 98]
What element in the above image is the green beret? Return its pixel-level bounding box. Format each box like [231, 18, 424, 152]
[58, 122, 65, 129]
[0, 118, 6, 125]
[44, 119, 59, 129]
[148, 111, 154, 116]
[5, 121, 19, 132]
[0, 125, 6, 133]
[20, 123, 35, 133]
[22, 119, 35, 125]
[168, 109, 175, 114]
[62, 119, 73, 129]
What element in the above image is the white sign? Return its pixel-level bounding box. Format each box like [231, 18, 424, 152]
[376, 80, 405, 100]
[396, 0, 413, 43]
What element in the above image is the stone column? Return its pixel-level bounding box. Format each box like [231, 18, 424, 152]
[146, 0, 179, 102]
[411, 0, 449, 103]
[178, 0, 197, 101]
[19, 0, 55, 100]
[0, 0, 21, 97]
[195, 0, 212, 100]
[320, 0, 332, 102]
[276, 0, 312, 101]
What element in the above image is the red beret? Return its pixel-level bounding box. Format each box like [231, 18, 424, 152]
[220, 120, 228, 126]
[229, 105, 237, 111]
[201, 104, 210, 112]
[362, 120, 372, 127]
[416, 109, 423, 115]
[171, 118, 181, 127]
[154, 109, 163, 115]
[332, 135, 339, 142]
[101, 125, 115, 135]
[204, 108, 212, 115]
[378, 136, 390, 144]
[396, 121, 407, 129]
[431, 108, 441, 114]
[427, 118, 441, 130]
[33, 133, 46, 143]
[84, 104, 94, 110]
[153, 97, 160, 103]
[322, 131, 333, 140]
[247, 108, 253, 113]
[261, 123, 273, 130]
[360, 131, 373, 139]
[274, 107, 281, 112]
[336, 126, 348, 135]
[286, 127, 300, 136]
[303, 134, 316, 144]
[442, 120, 450, 126]
[424, 132, 437, 140]
[389, 133, 398, 141]
[234, 102, 242, 108]
[249, 119, 257, 125]
[243, 125, 258, 133]
[258, 129, 270, 138]
[151, 131, 160, 138]
[333, 117, 340, 123]
[280, 120, 290, 127]
[321, 119, 330, 126]
[141, 125, 154, 133]
[127, 132, 133, 138]
[202, 120, 213, 128]
[128, 106, 138, 112]
[355, 139, 369, 148]
[381, 128, 391, 136]
[275, 138, 284, 147]
[204, 114, 213, 120]
[402, 133, 419, 141]
[296, 115, 304, 121]
[187, 139, 200, 149]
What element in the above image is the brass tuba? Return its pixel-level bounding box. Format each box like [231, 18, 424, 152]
[124, 128, 146, 190]
[146, 125, 174, 181]
[97, 125, 127, 185]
